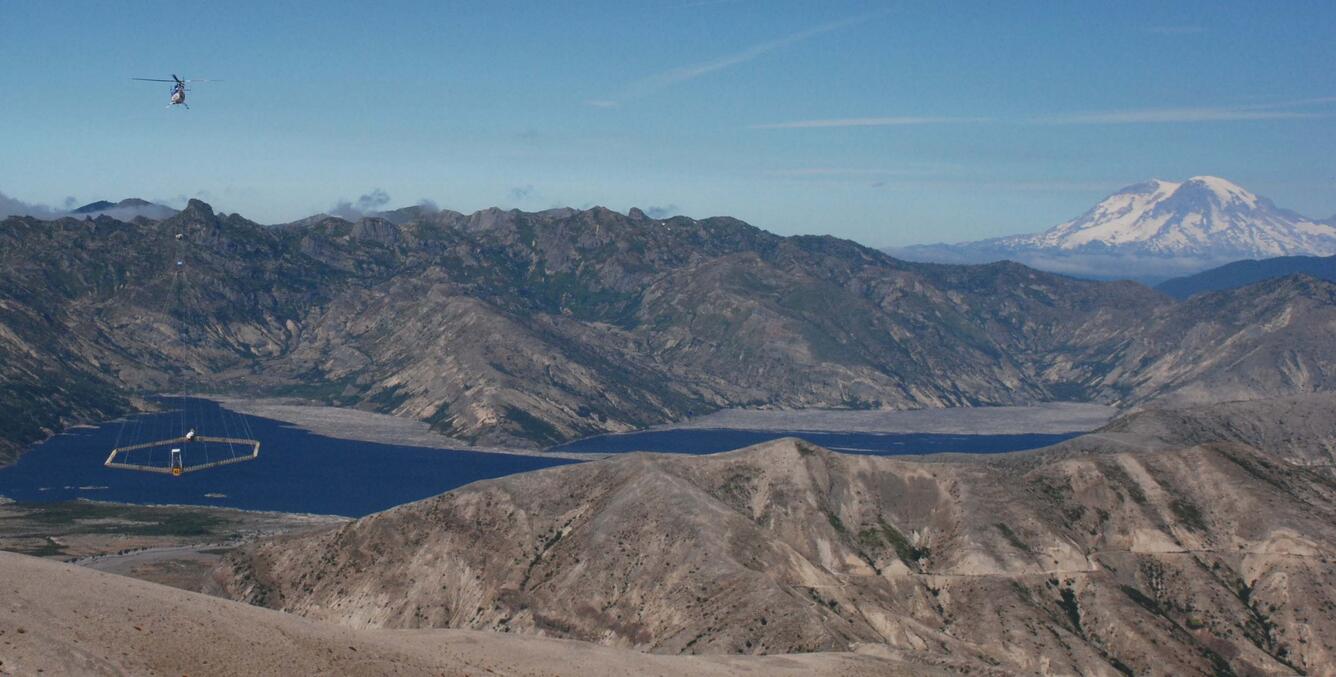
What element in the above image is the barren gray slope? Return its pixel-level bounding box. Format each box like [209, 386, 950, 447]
[219, 397, 1336, 675]
[1098, 393, 1336, 467]
[0, 551, 907, 677]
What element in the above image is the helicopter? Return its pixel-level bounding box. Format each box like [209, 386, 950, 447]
[131, 74, 218, 109]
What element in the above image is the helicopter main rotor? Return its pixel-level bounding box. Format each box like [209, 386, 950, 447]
[131, 74, 219, 84]
[131, 74, 220, 108]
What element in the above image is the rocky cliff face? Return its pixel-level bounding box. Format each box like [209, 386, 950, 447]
[217, 396, 1336, 674]
[2, 201, 1334, 453]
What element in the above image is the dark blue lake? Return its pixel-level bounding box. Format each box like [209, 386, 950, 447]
[0, 399, 1083, 517]
[549, 428, 1080, 456]
[0, 398, 577, 517]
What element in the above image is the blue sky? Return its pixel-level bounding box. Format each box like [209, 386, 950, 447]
[1, 0, 1333, 247]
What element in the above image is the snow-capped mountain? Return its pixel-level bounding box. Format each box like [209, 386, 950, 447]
[895, 177, 1336, 281]
[998, 177, 1336, 257]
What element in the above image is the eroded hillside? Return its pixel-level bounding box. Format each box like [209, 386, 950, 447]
[0, 551, 907, 676]
[217, 396, 1336, 675]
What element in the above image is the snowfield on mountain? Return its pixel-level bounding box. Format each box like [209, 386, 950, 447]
[895, 177, 1336, 280]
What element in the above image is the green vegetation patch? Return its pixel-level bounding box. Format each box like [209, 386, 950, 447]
[1169, 498, 1208, 532]
[14, 501, 231, 537]
[858, 516, 927, 565]
[1119, 584, 1162, 614]
[265, 375, 360, 405]
[503, 407, 564, 447]
[1098, 462, 1148, 505]
[994, 522, 1032, 554]
[1058, 586, 1083, 636]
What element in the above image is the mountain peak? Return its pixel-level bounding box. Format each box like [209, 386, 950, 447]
[1005, 176, 1335, 259]
[69, 197, 178, 221]
[168, 199, 217, 226]
[183, 198, 215, 216]
[1185, 175, 1245, 190]
[71, 200, 117, 214]
[1125, 178, 1181, 195]
[895, 176, 1336, 280]
[1174, 176, 1259, 209]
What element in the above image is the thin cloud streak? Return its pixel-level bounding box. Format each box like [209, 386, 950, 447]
[1035, 96, 1336, 124]
[752, 97, 1335, 129]
[595, 11, 882, 105]
[1033, 108, 1321, 125]
[1236, 96, 1336, 110]
[671, 0, 744, 8]
[765, 167, 954, 177]
[1146, 25, 1207, 35]
[868, 179, 1130, 193]
[751, 116, 989, 129]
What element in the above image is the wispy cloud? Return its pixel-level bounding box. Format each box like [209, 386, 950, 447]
[1240, 96, 1336, 110]
[981, 180, 1129, 192]
[592, 12, 881, 106]
[855, 179, 1130, 194]
[644, 204, 680, 218]
[765, 167, 955, 178]
[754, 97, 1334, 130]
[330, 188, 391, 219]
[751, 116, 989, 129]
[1034, 107, 1321, 125]
[1036, 96, 1336, 124]
[0, 191, 67, 219]
[672, 0, 744, 8]
[1146, 25, 1207, 35]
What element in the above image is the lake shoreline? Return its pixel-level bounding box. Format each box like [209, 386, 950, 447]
[1, 397, 1114, 516]
[209, 397, 602, 461]
[211, 397, 1116, 455]
[647, 402, 1117, 435]
[0, 397, 582, 516]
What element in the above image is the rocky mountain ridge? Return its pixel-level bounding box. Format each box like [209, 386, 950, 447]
[1156, 254, 1336, 299]
[2, 200, 1334, 457]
